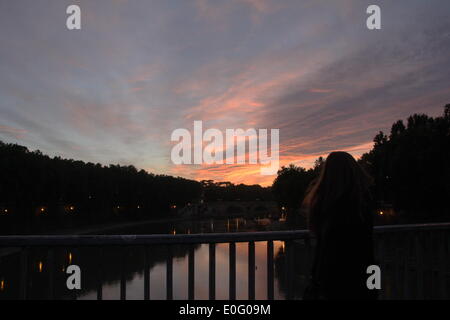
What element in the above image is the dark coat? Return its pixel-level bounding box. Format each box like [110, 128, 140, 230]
[304, 197, 377, 300]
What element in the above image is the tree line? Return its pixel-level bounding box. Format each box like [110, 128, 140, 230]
[200, 180, 273, 202]
[0, 143, 202, 233]
[0, 142, 274, 234]
[360, 104, 450, 219]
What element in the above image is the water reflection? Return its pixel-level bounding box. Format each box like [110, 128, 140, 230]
[105, 215, 292, 236]
[76, 241, 287, 300]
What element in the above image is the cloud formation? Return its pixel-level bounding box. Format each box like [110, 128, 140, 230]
[1, 0, 449, 186]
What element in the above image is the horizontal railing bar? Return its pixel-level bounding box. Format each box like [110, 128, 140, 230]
[0, 222, 449, 247]
[373, 222, 450, 233]
[0, 230, 309, 246]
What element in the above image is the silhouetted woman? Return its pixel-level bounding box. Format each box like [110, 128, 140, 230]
[302, 151, 377, 300]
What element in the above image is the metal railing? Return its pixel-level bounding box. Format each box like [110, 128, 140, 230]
[373, 222, 450, 300]
[0, 222, 449, 300]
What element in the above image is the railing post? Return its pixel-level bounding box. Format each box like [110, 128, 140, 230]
[266, 240, 274, 300]
[97, 247, 103, 300]
[285, 240, 294, 299]
[446, 230, 450, 299]
[209, 243, 216, 300]
[377, 235, 385, 300]
[166, 246, 173, 300]
[403, 232, 409, 300]
[248, 241, 255, 300]
[120, 247, 127, 300]
[19, 247, 28, 300]
[305, 237, 312, 265]
[47, 248, 55, 300]
[392, 233, 401, 299]
[415, 232, 424, 299]
[438, 230, 446, 299]
[188, 246, 195, 300]
[229, 242, 236, 300]
[144, 247, 150, 300]
[69, 248, 78, 300]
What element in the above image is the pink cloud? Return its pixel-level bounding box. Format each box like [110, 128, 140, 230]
[309, 88, 334, 93]
[0, 125, 27, 139]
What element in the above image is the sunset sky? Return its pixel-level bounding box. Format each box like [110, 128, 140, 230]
[1, 0, 450, 186]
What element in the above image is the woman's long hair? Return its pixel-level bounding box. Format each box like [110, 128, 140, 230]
[302, 151, 373, 234]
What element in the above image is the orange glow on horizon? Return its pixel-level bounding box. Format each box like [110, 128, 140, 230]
[169, 141, 374, 186]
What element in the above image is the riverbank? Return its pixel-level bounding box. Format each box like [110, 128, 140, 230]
[49, 216, 196, 235]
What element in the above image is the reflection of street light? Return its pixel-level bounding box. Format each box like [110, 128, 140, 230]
[38, 261, 43, 272]
[0, 279, 5, 291]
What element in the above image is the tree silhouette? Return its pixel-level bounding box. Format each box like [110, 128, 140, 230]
[201, 180, 273, 202]
[0, 143, 202, 234]
[359, 104, 450, 220]
[271, 163, 319, 224]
